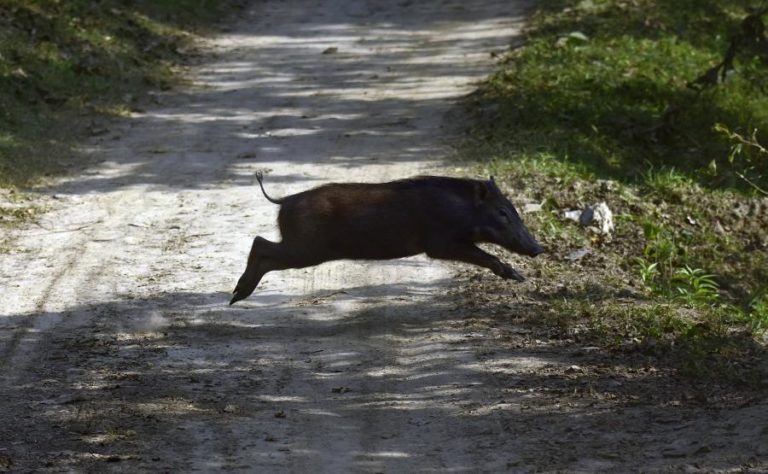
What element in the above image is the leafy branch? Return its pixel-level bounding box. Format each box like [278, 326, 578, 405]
[714, 123, 768, 196]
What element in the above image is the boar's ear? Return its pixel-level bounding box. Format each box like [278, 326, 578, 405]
[474, 181, 491, 205]
[487, 177, 502, 194]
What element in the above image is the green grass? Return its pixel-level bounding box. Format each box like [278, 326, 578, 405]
[461, 0, 768, 383]
[0, 0, 243, 189]
[473, 0, 768, 191]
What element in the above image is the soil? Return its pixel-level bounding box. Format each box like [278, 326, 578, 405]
[1, 0, 767, 472]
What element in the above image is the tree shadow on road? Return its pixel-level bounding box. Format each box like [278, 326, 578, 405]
[31, 0, 532, 197]
[2, 281, 766, 472]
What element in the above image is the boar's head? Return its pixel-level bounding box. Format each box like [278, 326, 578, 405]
[474, 178, 544, 258]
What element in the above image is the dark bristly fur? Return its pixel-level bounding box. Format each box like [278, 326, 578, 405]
[230, 175, 544, 305]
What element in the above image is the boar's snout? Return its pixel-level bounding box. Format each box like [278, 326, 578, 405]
[506, 224, 544, 258]
[529, 243, 545, 257]
[516, 235, 544, 258]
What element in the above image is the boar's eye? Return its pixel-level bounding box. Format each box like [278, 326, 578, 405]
[498, 209, 510, 220]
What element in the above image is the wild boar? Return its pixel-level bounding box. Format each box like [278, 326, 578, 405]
[230, 172, 543, 305]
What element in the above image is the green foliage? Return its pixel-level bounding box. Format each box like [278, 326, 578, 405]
[640, 220, 682, 280]
[673, 265, 719, 306]
[714, 123, 768, 196]
[477, 0, 768, 193]
[463, 0, 768, 381]
[633, 257, 658, 288]
[640, 166, 696, 201]
[0, 0, 240, 187]
[741, 292, 768, 335]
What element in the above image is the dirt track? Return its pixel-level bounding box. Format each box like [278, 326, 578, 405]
[2, 0, 767, 472]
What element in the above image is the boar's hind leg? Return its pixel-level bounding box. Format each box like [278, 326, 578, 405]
[230, 236, 283, 305]
[230, 236, 328, 305]
[426, 242, 525, 282]
[247, 236, 326, 269]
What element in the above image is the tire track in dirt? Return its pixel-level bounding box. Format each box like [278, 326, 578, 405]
[0, 247, 79, 365]
[1, 190, 145, 373]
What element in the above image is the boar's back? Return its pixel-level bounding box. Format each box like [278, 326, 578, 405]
[276, 177, 477, 260]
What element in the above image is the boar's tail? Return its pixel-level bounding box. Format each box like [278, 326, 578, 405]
[255, 171, 284, 205]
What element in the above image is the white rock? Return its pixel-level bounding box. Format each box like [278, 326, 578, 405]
[580, 202, 614, 235]
[523, 202, 543, 214]
[563, 209, 582, 222]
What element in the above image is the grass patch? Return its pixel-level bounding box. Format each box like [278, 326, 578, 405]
[472, 0, 768, 191]
[0, 0, 244, 189]
[460, 0, 768, 383]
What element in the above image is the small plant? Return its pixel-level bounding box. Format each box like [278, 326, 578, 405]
[745, 293, 768, 334]
[673, 265, 720, 306]
[640, 220, 686, 285]
[634, 257, 659, 290]
[641, 166, 693, 198]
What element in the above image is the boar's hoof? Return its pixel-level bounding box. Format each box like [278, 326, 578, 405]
[498, 264, 525, 282]
[230, 284, 255, 305]
[230, 290, 245, 305]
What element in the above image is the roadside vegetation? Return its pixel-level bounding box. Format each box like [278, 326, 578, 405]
[0, 0, 242, 229]
[462, 0, 768, 383]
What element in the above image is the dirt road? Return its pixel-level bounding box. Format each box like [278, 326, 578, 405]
[0, 0, 530, 471]
[2, 0, 767, 472]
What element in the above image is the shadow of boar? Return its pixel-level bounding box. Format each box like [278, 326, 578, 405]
[230, 173, 544, 305]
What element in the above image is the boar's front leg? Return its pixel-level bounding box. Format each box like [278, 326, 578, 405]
[426, 241, 525, 282]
